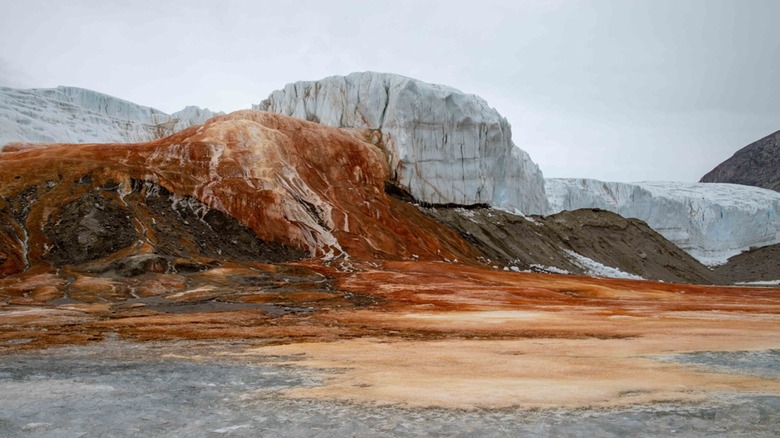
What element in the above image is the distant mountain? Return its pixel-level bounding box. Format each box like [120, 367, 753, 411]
[700, 130, 780, 192]
[0, 86, 219, 147]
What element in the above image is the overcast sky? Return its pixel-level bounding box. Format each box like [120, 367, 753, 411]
[1, 0, 778, 182]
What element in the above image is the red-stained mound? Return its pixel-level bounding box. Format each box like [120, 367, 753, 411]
[0, 111, 476, 276]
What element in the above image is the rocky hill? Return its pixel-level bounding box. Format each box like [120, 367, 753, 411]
[0, 111, 477, 278]
[546, 178, 780, 266]
[714, 243, 780, 284]
[701, 130, 780, 192]
[0, 86, 218, 148]
[423, 207, 722, 284]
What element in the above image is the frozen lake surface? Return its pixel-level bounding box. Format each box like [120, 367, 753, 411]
[1, 342, 779, 437]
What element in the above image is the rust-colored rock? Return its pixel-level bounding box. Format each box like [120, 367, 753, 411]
[0, 111, 476, 277]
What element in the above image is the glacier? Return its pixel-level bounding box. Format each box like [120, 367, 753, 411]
[0, 86, 219, 147]
[546, 178, 780, 265]
[4, 79, 778, 269]
[256, 72, 549, 215]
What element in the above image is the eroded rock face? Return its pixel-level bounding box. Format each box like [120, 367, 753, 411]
[256, 72, 549, 215]
[701, 130, 780, 192]
[0, 86, 219, 147]
[546, 178, 780, 265]
[37, 181, 304, 270]
[44, 192, 136, 265]
[0, 110, 477, 276]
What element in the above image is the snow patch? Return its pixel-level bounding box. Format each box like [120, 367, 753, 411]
[530, 264, 570, 275]
[734, 280, 780, 286]
[565, 250, 644, 280]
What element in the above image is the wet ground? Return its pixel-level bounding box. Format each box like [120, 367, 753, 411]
[657, 350, 780, 380]
[1, 341, 779, 437]
[2, 262, 780, 436]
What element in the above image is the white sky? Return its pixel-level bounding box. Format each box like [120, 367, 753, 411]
[1, 0, 778, 182]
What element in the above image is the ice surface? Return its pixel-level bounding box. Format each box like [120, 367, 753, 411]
[547, 178, 780, 265]
[0, 86, 219, 147]
[257, 72, 549, 215]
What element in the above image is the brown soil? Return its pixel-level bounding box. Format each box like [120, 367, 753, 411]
[716, 243, 780, 283]
[423, 207, 723, 284]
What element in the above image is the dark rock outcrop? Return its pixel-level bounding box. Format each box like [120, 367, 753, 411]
[423, 207, 724, 284]
[715, 243, 780, 284]
[701, 130, 780, 192]
[44, 192, 136, 265]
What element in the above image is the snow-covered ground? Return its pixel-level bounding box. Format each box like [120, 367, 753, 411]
[547, 178, 780, 265]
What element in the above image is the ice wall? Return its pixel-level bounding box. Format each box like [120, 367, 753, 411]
[256, 72, 549, 215]
[0, 86, 219, 147]
[546, 178, 780, 265]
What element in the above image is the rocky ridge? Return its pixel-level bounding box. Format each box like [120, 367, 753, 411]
[713, 243, 780, 284]
[701, 130, 780, 192]
[256, 72, 549, 215]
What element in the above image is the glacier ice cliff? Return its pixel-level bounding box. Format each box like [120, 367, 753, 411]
[0, 86, 219, 147]
[256, 72, 549, 215]
[546, 178, 780, 265]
